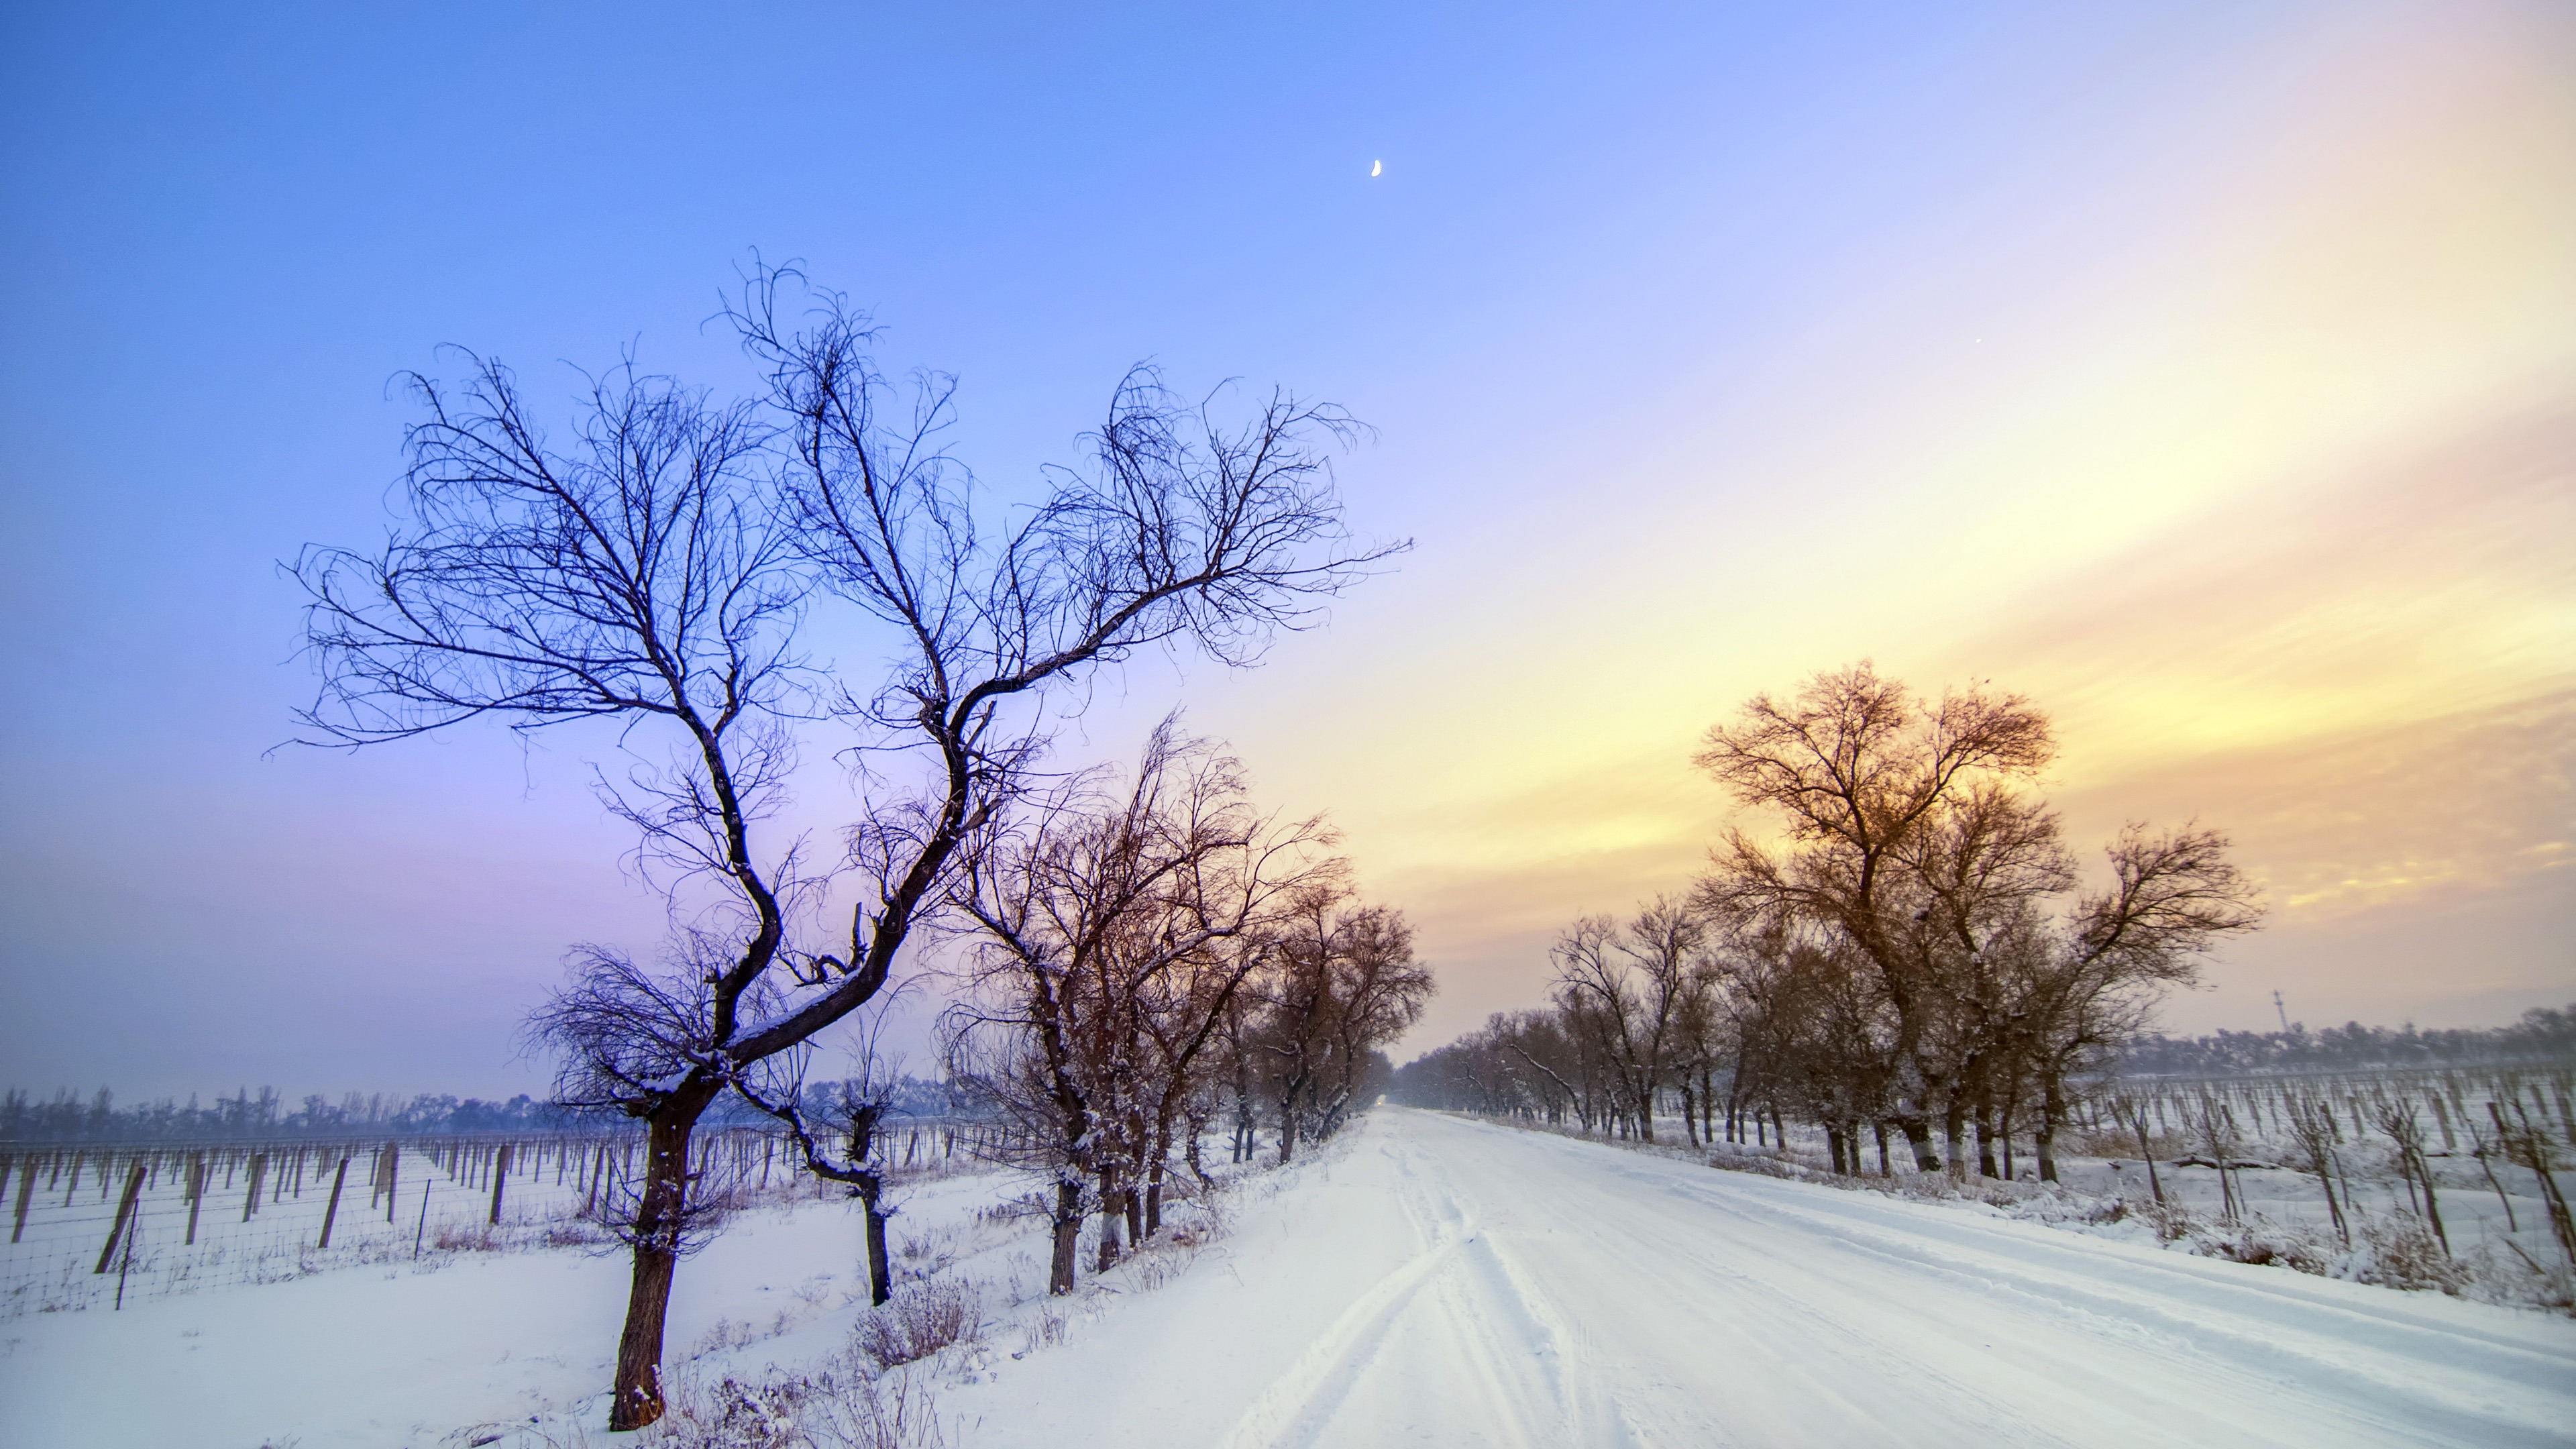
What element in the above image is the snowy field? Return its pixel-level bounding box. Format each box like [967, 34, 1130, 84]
[4, 1110, 2572, 1448]
[1631, 1106, 2569, 1310]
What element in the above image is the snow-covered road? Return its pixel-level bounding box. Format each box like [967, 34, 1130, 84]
[957, 1110, 2576, 1448]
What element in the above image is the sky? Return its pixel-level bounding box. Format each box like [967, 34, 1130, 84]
[2, 2, 2569, 1102]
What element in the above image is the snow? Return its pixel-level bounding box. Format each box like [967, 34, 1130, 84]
[5, 1111, 2571, 1447]
[944, 1112, 2576, 1448]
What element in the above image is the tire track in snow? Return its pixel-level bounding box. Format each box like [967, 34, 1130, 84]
[1214, 1134, 1631, 1449]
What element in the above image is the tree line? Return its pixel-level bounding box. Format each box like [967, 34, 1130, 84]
[2121, 1007, 2576, 1076]
[289, 266, 1420, 1430]
[0, 1086, 574, 1142]
[936, 720, 1430, 1295]
[1394, 663, 2266, 1184]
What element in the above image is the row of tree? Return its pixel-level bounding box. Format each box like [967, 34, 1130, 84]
[939, 721, 1430, 1293]
[739, 722, 1432, 1302]
[1395, 663, 2267, 1183]
[290, 268, 1411, 1429]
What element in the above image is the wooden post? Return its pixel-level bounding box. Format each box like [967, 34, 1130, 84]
[182, 1154, 205, 1245]
[94, 1159, 148, 1273]
[62, 1150, 82, 1207]
[488, 1142, 511, 1224]
[240, 1153, 266, 1222]
[386, 1144, 400, 1224]
[114, 1220, 135, 1310]
[10, 1156, 34, 1244]
[315, 1157, 352, 1249]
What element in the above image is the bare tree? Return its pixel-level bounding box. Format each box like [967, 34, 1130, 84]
[1548, 898, 1709, 1144]
[730, 1004, 912, 1307]
[296, 270, 1401, 1429]
[1257, 889, 1434, 1161]
[943, 721, 1337, 1294]
[1693, 663, 2257, 1176]
[1693, 663, 2054, 1171]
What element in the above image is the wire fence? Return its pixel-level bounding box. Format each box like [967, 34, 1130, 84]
[0, 1119, 1006, 1318]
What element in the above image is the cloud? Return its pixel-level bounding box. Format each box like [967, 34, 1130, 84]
[1947, 401, 2576, 780]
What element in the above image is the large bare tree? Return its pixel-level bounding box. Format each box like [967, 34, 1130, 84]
[295, 269, 1402, 1429]
[1691, 663, 2060, 1169]
[1693, 663, 2259, 1174]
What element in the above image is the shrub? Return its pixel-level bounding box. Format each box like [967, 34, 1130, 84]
[642, 1367, 949, 1449]
[2192, 1220, 2337, 1276]
[2351, 1213, 2473, 1296]
[856, 1279, 981, 1371]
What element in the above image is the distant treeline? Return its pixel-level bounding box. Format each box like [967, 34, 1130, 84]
[2118, 1004, 2576, 1077]
[0, 1075, 984, 1144]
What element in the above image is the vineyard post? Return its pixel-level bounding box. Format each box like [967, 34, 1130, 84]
[316, 1157, 351, 1249]
[488, 1142, 511, 1225]
[9, 1155, 33, 1243]
[414, 1177, 432, 1258]
[182, 1154, 205, 1245]
[93, 1159, 147, 1273]
[113, 1216, 135, 1310]
[239, 1153, 266, 1222]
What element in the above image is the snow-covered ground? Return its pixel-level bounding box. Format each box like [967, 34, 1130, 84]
[5, 1110, 2572, 1447]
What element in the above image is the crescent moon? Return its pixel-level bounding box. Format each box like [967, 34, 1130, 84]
[1371, 160, 1383, 177]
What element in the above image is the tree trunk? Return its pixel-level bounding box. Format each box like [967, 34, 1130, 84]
[1048, 1179, 1083, 1295]
[607, 1104, 703, 1432]
[2035, 1077, 2062, 1184]
[1095, 1167, 1124, 1272]
[861, 1187, 892, 1306]
[610, 1238, 679, 1431]
[1898, 1114, 1941, 1173]
[1145, 1118, 1171, 1236]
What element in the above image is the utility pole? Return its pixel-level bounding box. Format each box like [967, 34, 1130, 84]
[2273, 990, 2290, 1033]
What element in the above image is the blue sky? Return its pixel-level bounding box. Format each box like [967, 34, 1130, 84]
[4, 2, 2569, 1099]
